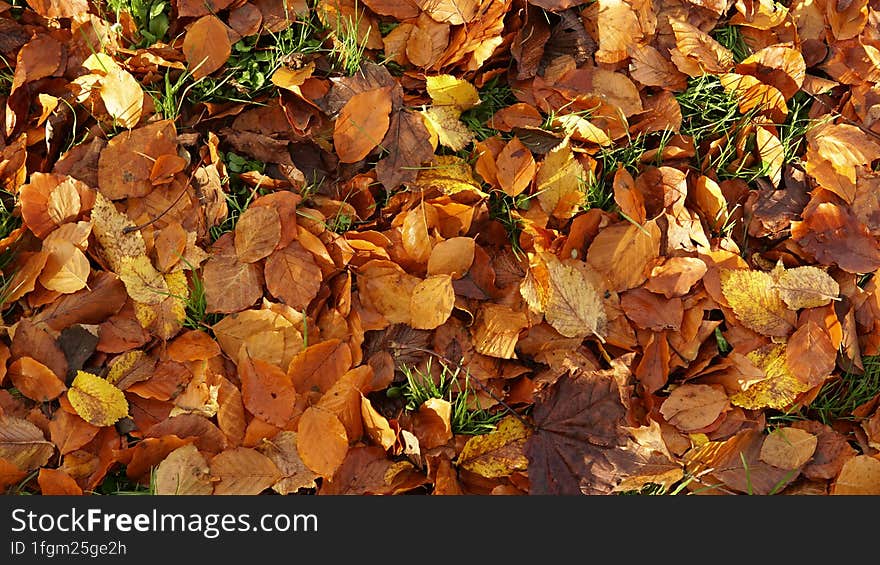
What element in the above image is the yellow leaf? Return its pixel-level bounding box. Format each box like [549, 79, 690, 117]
[730, 344, 810, 410]
[536, 138, 587, 219]
[410, 274, 455, 330]
[119, 255, 169, 305]
[421, 106, 475, 152]
[90, 192, 147, 272]
[720, 269, 795, 336]
[425, 75, 480, 112]
[772, 264, 840, 310]
[82, 53, 144, 128]
[68, 371, 129, 427]
[521, 252, 607, 340]
[456, 416, 531, 478]
[756, 126, 784, 188]
[135, 270, 187, 340]
[415, 155, 487, 198]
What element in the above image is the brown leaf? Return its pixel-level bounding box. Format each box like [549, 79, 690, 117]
[524, 357, 640, 494]
[97, 120, 178, 200]
[49, 410, 99, 455]
[785, 321, 837, 387]
[830, 455, 880, 495]
[321, 445, 427, 494]
[586, 220, 661, 291]
[0, 415, 54, 471]
[685, 429, 801, 494]
[791, 202, 880, 274]
[202, 233, 264, 314]
[264, 241, 322, 311]
[183, 15, 232, 80]
[376, 109, 434, 190]
[296, 406, 349, 478]
[256, 431, 318, 494]
[155, 443, 214, 495]
[211, 447, 282, 495]
[644, 257, 707, 298]
[287, 339, 353, 396]
[234, 206, 281, 263]
[759, 427, 818, 470]
[659, 384, 730, 432]
[334, 86, 393, 163]
[122, 435, 193, 481]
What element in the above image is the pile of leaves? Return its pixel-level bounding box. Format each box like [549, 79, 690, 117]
[1, 0, 880, 496]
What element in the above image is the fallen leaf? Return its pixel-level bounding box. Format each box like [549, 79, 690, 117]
[524, 357, 640, 495]
[155, 443, 214, 495]
[38, 468, 83, 495]
[67, 371, 129, 427]
[520, 252, 606, 340]
[586, 219, 661, 291]
[410, 275, 455, 330]
[759, 427, 818, 470]
[496, 137, 536, 197]
[831, 455, 880, 495]
[296, 406, 349, 478]
[334, 86, 393, 163]
[234, 206, 282, 263]
[730, 344, 811, 411]
[0, 416, 54, 471]
[720, 268, 796, 337]
[183, 15, 232, 79]
[772, 265, 840, 310]
[8, 356, 66, 402]
[659, 384, 730, 432]
[238, 354, 297, 427]
[264, 241, 322, 311]
[256, 431, 318, 494]
[456, 416, 531, 478]
[211, 447, 282, 495]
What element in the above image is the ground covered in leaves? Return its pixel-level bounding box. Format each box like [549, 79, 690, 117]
[1, 0, 880, 496]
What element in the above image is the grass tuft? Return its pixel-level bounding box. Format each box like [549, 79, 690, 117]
[390, 359, 505, 436]
[711, 25, 752, 64]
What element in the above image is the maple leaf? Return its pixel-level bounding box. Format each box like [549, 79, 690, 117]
[524, 357, 642, 495]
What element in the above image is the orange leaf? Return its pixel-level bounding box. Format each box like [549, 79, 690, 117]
[287, 339, 353, 396]
[239, 354, 298, 427]
[496, 137, 535, 197]
[38, 468, 83, 495]
[183, 15, 232, 79]
[586, 219, 661, 291]
[296, 406, 349, 478]
[427, 237, 475, 279]
[49, 409, 99, 455]
[8, 356, 66, 402]
[334, 86, 393, 163]
[211, 447, 282, 495]
[202, 233, 264, 314]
